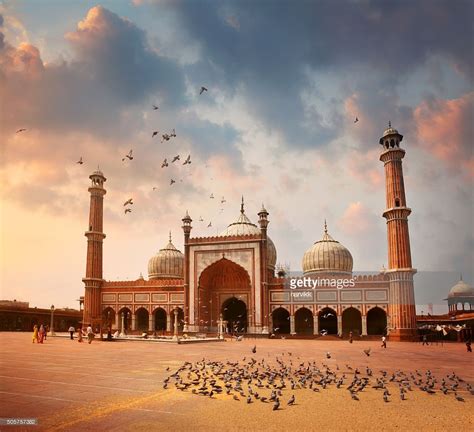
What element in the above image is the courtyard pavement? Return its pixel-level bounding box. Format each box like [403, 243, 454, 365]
[0, 333, 472, 431]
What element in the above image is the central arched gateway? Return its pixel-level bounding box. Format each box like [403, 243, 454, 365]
[222, 297, 247, 333]
[198, 258, 251, 332]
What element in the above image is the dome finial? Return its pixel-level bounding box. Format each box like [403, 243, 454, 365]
[169, 231, 172, 242]
[324, 219, 328, 234]
[241, 196, 245, 214]
[460, 273, 463, 281]
[388, 120, 391, 128]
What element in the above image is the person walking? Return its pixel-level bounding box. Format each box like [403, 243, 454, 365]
[466, 339, 472, 353]
[422, 335, 429, 346]
[68, 326, 75, 340]
[349, 331, 353, 344]
[381, 335, 387, 348]
[38, 324, 45, 343]
[86, 324, 95, 344]
[32, 324, 38, 343]
[77, 328, 83, 343]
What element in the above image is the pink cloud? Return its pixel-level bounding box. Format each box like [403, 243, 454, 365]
[346, 148, 384, 190]
[337, 201, 377, 236]
[414, 92, 473, 179]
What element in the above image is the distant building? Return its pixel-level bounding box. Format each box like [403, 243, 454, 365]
[417, 278, 474, 341]
[0, 301, 82, 332]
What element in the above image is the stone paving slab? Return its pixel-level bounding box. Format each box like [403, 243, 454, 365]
[0, 333, 473, 431]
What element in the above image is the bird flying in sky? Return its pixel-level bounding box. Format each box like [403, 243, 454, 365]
[200, 86, 208, 95]
[122, 149, 133, 161]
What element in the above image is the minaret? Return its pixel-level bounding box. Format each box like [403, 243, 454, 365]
[379, 123, 417, 341]
[181, 210, 192, 332]
[258, 203, 269, 334]
[82, 169, 106, 329]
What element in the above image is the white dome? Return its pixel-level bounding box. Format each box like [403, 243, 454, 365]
[302, 222, 353, 275]
[148, 234, 184, 279]
[219, 200, 277, 270]
[448, 279, 474, 298]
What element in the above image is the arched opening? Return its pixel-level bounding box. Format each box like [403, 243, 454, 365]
[395, 198, 400, 207]
[222, 298, 247, 333]
[136, 308, 149, 332]
[295, 307, 313, 335]
[102, 307, 116, 330]
[154, 308, 167, 331]
[272, 307, 290, 334]
[457, 302, 462, 311]
[385, 140, 390, 149]
[367, 307, 387, 335]
[198, 258, 251, 330]
[318, 307, 338, 335]
[342, 307, 362, 336]
[118, 307, 132, 332]
[390, 139, 395, 147]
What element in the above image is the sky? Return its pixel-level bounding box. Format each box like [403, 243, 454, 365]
[0, 0, 472, 312]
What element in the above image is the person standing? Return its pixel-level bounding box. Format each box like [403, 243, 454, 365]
[38, 324, 45, 343]
[466, 339, 472, 353]
[68, 326, 75, 340]
[422, 335, 428, 346]
[77, 328, 83, 343]
[86, 324, 95, 344]
[381, 335, 387, 348]
[349, 331, 353, 344]
[32, 324, 38, 343]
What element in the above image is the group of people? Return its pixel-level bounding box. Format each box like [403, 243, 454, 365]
[31, 324, 48, 343]
[32, 324, 96, 344]
[74, 325, 96, 344]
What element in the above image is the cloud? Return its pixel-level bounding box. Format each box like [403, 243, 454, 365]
[0, 6, 186, 140]
[160, 0, 473, 148]
[66, 6, 185, 106]
[413, 92, 473, 179]
[337, 202, 378, 236]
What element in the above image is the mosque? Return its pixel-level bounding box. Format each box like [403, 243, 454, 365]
[82, 124, 420, 341]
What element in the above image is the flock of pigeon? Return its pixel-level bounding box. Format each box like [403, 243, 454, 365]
[163, 346, 472, 411]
